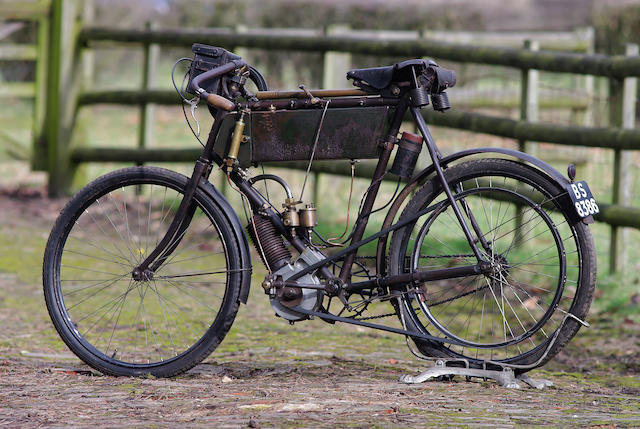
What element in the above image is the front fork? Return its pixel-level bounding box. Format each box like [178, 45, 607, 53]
[410, 106, 491, 263]
[133, 159, 209, 280]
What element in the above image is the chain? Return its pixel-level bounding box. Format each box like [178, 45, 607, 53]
[349, 273, 488, 321]
[355, 310, 399, 321]
[350, 289, 414, 321]
[333, 254, 478, 321]
[420, 254, 475, 259]
[356, 254, 474, 260]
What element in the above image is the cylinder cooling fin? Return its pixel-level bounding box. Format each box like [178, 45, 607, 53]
[246, 214, 291, 270]
[409, 87, 430, 107]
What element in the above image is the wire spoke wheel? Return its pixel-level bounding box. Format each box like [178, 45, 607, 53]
[389, 159, 596, 368]
[43, 167, 243, 377]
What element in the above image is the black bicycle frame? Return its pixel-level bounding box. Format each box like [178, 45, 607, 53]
[135, 84, 491, 293]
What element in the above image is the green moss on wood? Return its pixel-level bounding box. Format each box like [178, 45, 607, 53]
[79, 26, 640, 78]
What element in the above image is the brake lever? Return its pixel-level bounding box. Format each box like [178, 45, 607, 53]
[189, 98, 201, 137]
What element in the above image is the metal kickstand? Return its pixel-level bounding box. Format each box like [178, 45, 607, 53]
[399, 359, 553, 389]
[396, 312, 590, 390]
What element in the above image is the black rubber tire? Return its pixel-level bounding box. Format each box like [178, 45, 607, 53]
[43, 167, 242, 377]
[389, 159, 596, 370]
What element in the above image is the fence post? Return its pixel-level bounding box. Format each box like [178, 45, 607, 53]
[138, 21, 158, 164]
[45, 0, 84, 196]
[322, 24, 351, 90]
[82, 0, 94, 85]
[233, 24, 249, 59]
[582, 27, 595, 127]
[514, 40, 539, 246]
[31, 12, 50, 171]
[519, 39, 538, 154]
[318, 25, 352, 203]
[70, 0, 93, 185]
[609, 43, 638, 274]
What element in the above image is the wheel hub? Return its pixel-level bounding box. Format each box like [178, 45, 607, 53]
[491, 254, 511, 278]
[487, 254, 510, 293]
[132, 268, 154, 282]
[277, 285, 303, 308]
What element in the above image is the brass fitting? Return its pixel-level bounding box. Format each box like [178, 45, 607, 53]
[225, 111, 246, 172]
[282, 197, 302, 228]
[282, 207, 300, 227]
[283, 197, 299, 207]
[299, 203, 317, 227]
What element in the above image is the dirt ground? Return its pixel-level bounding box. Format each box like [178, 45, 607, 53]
[1, 184, 639, 428]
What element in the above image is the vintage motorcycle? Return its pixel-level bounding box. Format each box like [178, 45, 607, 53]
[43, 44, 597, 377]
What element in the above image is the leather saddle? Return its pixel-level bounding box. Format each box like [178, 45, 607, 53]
[346, 59, 432, 90]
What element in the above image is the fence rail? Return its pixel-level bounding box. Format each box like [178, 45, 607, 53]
[76, 88, 640, 151]
[80, 26, 640, 78]
[69, 145, 640, 230]
[0, 1, 50, 19]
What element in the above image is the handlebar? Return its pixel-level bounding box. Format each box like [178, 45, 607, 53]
[191, 59, 246, 111]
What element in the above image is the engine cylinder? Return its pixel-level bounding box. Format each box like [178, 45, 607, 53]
[246, 215, 291, 270]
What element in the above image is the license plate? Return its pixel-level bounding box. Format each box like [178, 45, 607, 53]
[566, 181, 599, 218]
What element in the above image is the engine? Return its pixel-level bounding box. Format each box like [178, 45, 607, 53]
[266, 248, 325, 321]
[244, 174, 324, 321]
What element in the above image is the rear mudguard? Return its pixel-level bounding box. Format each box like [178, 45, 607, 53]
[375, 147, 575, 276]
[199, 179, 252, 304]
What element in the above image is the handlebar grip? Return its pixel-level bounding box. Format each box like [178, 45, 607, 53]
[206, 93, 236, 112]
[191, 60, 243, 92]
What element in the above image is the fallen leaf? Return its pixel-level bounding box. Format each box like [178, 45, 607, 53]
[280, 403, 321, 411]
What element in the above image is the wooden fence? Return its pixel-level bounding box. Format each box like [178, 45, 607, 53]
[0, 1, 49, 165]
[7, 0, 640, 274]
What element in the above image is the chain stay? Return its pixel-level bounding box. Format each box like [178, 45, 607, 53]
[341, 254, 479, 321]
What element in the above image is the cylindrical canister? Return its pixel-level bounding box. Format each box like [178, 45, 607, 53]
[225, 113, 246, 171]
[389, 132, 423, 178]
[299, 204, 318, 228]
